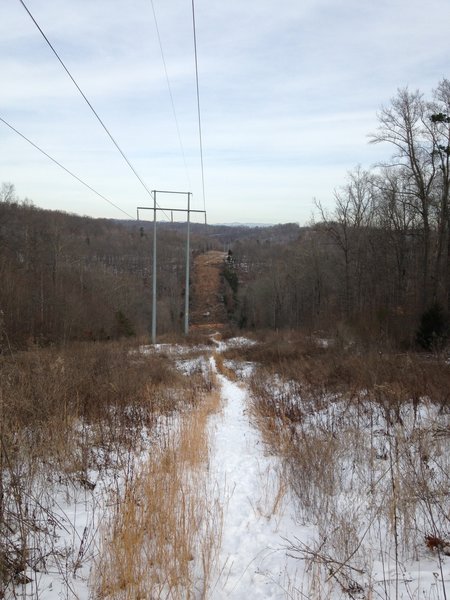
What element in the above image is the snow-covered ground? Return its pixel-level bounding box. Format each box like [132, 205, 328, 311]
[5, 421, 171, 599]
[6, 338, 449, 599]
[207, 370, 306, 598]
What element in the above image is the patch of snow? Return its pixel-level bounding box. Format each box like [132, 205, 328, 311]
[213, 336, 257, 353]
[207, 371, 308, 598]
[314, 336, 333, 348]
[139, 343, 211, 356]
[223, 359, 256, 380]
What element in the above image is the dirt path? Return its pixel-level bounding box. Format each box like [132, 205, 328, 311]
[190, 250, 228, 333]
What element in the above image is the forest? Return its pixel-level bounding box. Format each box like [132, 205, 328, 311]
[2, 81, 449, 351]
[229, 80, 450, 349]
[0, 189, 208, 348]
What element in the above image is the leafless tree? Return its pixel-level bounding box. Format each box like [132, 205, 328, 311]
[370, 88, 436, 308]
[316, 166, 375, 317]
[0, 182, 16, 203]
[426, 79, 450, 308]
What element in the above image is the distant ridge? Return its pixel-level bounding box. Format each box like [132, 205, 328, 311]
[214, 222, 275, 227]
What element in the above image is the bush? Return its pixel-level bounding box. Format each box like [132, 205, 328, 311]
[115, 310, 135, 337]
[416, 303, 449, 350]
[223, 263, 239, 295]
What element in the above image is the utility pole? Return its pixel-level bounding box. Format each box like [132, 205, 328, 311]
[152, 191, 157, 344]
[185, 192, 191, 336]
[137, 192, 206, 344]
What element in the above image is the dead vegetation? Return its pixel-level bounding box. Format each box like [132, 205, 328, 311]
[190, 250, 228, 331]
[212, 351, 238, 381]
[0, 340, 212, 597]
[225, 331, 450, 599]
[95, 384, 223, 599]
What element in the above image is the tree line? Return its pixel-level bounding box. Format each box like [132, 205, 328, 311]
[0, 187, 207, 349]
[2, 79, 449, 350]
[230, 79, 450, 348]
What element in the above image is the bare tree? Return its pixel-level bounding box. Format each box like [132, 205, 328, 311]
[370, 88, 436, 308]
[373, 167, 420, 308]
[316, 167, 375, 317]
[426, 79, 450, 308]
[0, 182, 16, 203]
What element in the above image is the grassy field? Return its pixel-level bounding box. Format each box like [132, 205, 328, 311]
[1, 332, 449, 599]
[223, 331, 450, 599]
[0, 339, 218, 598]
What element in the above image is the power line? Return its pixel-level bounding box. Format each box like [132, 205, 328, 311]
[150, 0, 192, 191]
[191, 0, 206, 212]
[18, 0, 170, 220]
[0, 115, 134, 219]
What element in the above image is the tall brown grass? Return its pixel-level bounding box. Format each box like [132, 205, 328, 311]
[0, 340, 194, 594]
[224, 330, 450, 408]
[212, 351, 238, 381]
[95, 384, 223, 599]
[234, 331, 450, 599]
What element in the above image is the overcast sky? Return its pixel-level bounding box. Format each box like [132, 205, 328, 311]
[1, 0, 449, 224]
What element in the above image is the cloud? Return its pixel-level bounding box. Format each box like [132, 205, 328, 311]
[1, 0, 449, 223]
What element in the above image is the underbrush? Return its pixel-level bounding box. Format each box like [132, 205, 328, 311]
[0, 340, 206, 597]
[95, 386, 223, 599]
[224, 331, 450, 408]
[236, 333, 450, 599]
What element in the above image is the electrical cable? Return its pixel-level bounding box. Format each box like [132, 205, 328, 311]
[191, 0, 206, 212]
[18, 0, 171, 220]
[0, 115, 134, 219]
[150, 0, 192, 192]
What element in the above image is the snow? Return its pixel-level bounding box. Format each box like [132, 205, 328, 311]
[7, 338, 449, 599]
[247, 367, 450, 599]
[208, 371, 306, 598]
[139, 342, 212, 356]
[9, 473, 108, 599]
[212, 335, 257, 353]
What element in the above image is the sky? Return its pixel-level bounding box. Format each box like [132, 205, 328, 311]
[1, 0, 449, 225]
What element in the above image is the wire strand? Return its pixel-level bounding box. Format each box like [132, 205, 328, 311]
[150, 0, 192, 192]
[0, 115, 134, 219]
[191, 0, 206, 212]
[18, 0, 171, 220]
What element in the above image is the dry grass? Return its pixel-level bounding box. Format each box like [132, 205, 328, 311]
[243, 331, 450, 599]
[0, 340, 200, 595]
[225, 330, 450, 409]
[95, 384, 223, 599]
[212, 351, 238, 381]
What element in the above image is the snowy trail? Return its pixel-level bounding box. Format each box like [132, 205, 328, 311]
[7, 341, 449, 599]
[208, 370, 304, 599]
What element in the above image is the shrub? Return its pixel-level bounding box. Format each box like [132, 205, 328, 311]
[416, 303, 448, 350]
[115, 310, 135, 337]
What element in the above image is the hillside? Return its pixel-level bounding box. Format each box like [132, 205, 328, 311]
[0, 200, 190, 347]
[190, 250, 228, 332]
[0, 194, 310, 348]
